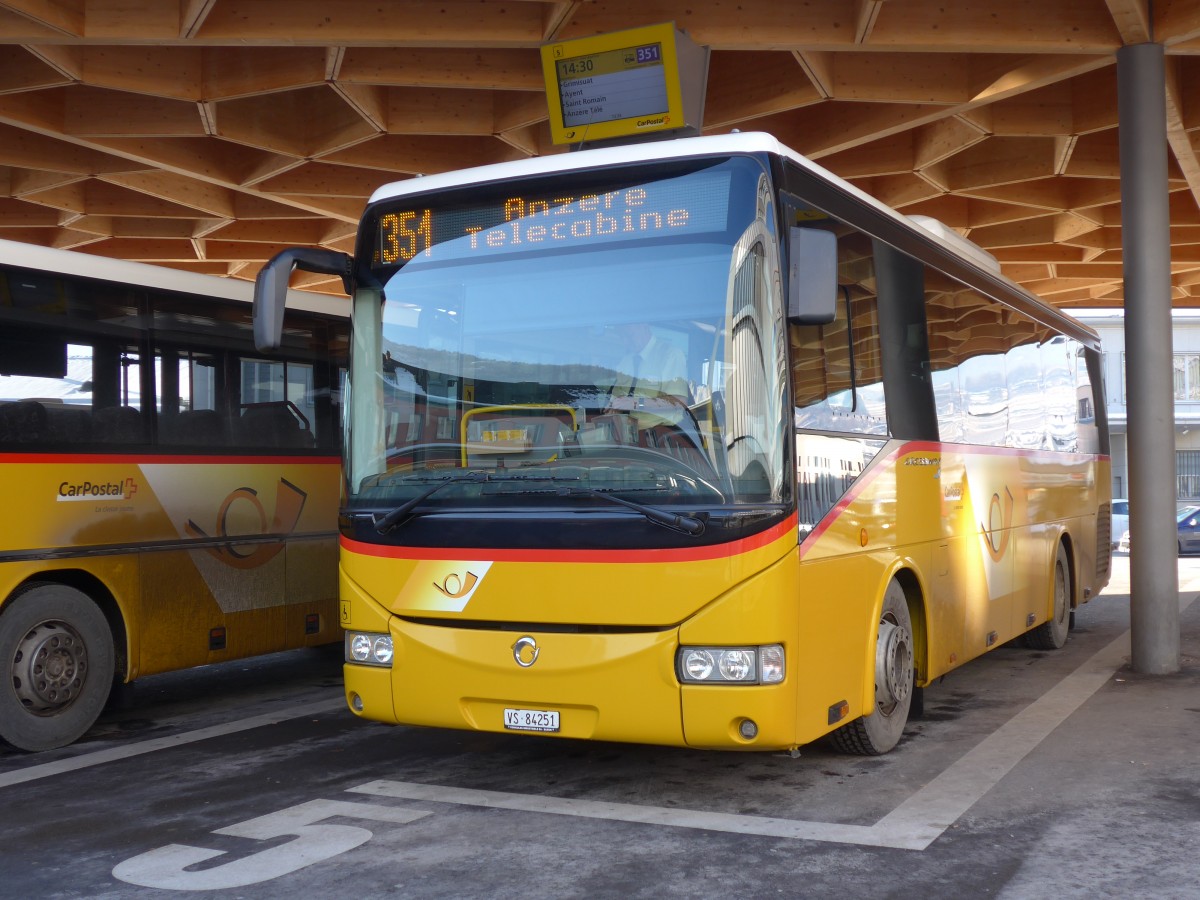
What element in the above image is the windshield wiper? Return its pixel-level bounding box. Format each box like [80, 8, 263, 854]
[374, 472, 488, 533]
[372, 471, 579, 533]
[372, 471, 705, 536]
[557, 487, 706, 536]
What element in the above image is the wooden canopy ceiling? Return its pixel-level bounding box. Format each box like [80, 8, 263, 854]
[1, 1, 1198, 307]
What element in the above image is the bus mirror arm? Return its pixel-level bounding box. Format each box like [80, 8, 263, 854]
[787, 227, 837, 325]
[253, 248, 353, 352]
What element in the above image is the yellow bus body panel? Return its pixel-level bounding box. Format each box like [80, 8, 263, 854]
[341, 440, 1110, 750]
[1, 455, 342, 680]
[340, 522, 799, 747]
[341, 522, 798, 627]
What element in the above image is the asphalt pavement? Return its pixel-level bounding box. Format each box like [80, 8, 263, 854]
[1, 554, 1198, 899]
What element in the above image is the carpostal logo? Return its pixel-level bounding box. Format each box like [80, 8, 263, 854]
[57, 477, 139, 502]
[636, 115, 670, 129]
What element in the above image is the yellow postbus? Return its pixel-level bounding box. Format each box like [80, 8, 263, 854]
[0, 240, 347, 751]
[255, 132, 1111, 755]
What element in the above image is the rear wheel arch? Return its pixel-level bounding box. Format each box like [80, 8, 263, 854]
[1024, 539, 1073, 651]
[5, 570, 130, 683]
[0, 579, 122, 751]
[890, 567, 928, 684]
[1056, 530, 1079, 611]
[832, 567, 924, 756]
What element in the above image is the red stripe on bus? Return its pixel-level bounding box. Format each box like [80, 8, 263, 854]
[342, 513, 799, 564]
[798, 440, 1110, 555]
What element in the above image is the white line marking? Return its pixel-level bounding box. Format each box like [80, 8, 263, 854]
[871, 585, 1200, 848]
[349, 779, 891, 847]
[7, 568, 1193, 850]
[351, 599, 1186, 852]
[872, 627, 1136, 849]
[0, 698, 345, 790]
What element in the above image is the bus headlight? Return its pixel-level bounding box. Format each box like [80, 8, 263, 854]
[682, 649, 715, 680]
[718, 649, 754, 681]
[676, 644, 785, 685]
[346, 631, 394, 667]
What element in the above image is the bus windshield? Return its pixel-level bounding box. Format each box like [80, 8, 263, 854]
[345, 155, 789, 515]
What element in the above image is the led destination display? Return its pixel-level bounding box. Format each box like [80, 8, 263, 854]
[373, 170, 732, 268]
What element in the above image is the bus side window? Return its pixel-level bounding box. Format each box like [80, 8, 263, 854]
[0, 400, 48, 443]
[237, 402, 314, 448]
[163, 409, 227, 447]
[93, 405, 143, 444]
[790, 226, 888, 437]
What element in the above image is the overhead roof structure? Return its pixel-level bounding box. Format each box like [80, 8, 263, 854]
[0, 1, 1197, 306]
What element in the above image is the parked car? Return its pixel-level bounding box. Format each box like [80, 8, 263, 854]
[1111, 498, 1129, 550]
[1177, 506, 1200, 555]
[1119, 505, 1200, 554]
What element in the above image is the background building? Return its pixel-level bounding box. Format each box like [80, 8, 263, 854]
[1083, 312, 1200, 504]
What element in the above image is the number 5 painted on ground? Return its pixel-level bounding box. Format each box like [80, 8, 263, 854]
[112, 799, 430, 890]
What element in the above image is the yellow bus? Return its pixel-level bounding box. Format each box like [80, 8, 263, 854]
[0, 240, 347, 751]
[255, 132, 1111, 755]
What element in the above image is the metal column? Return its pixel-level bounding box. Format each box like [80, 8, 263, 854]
[1118, 42, 1180, 674]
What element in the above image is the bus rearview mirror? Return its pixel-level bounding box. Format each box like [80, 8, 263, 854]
[787, 227, 837, 325]
[254, 248, 353, 352]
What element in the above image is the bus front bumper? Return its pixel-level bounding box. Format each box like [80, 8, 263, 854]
[343, 618, 798, 750]
[346, 619, 685, 745]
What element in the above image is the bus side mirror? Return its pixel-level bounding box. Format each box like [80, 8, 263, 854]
[253, 248, 353, 352]
[787, 227, 837, 325]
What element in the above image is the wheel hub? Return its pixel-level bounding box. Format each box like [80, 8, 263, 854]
[11, 622, 88, 714]
[874, 618, 913, 712]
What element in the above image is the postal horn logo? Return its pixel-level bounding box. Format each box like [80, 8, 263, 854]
[433, 571, 480, 599]
[408, 561, 492, 613]
[184, 478, 307, 569]
[982, 487, 1015, 562]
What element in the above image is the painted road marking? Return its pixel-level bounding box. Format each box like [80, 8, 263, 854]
[17, 563, 1200, 856]
[351, 778, 892, 846]
[114, 799, 430, 890]
[0, 698, 345, 790]
[872, 625, 1134, 848]
[351, 604, 1190, 852]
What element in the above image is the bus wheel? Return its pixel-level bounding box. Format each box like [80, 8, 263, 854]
[0, 584, 115, 752]
[831, 580, 914, 755]
[1025, 544, 1071, 651]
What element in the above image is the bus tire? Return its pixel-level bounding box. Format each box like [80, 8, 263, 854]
[830, 580, 914, 756]
[0, 584, 115, 752]
[1025, 544, 1071, 651]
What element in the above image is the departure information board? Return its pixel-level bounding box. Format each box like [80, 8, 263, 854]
[556, 41, 668, 130]
[541, 23, 707, 146]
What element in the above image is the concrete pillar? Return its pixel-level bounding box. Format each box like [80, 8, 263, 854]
[1118, 42, 1180, 674]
